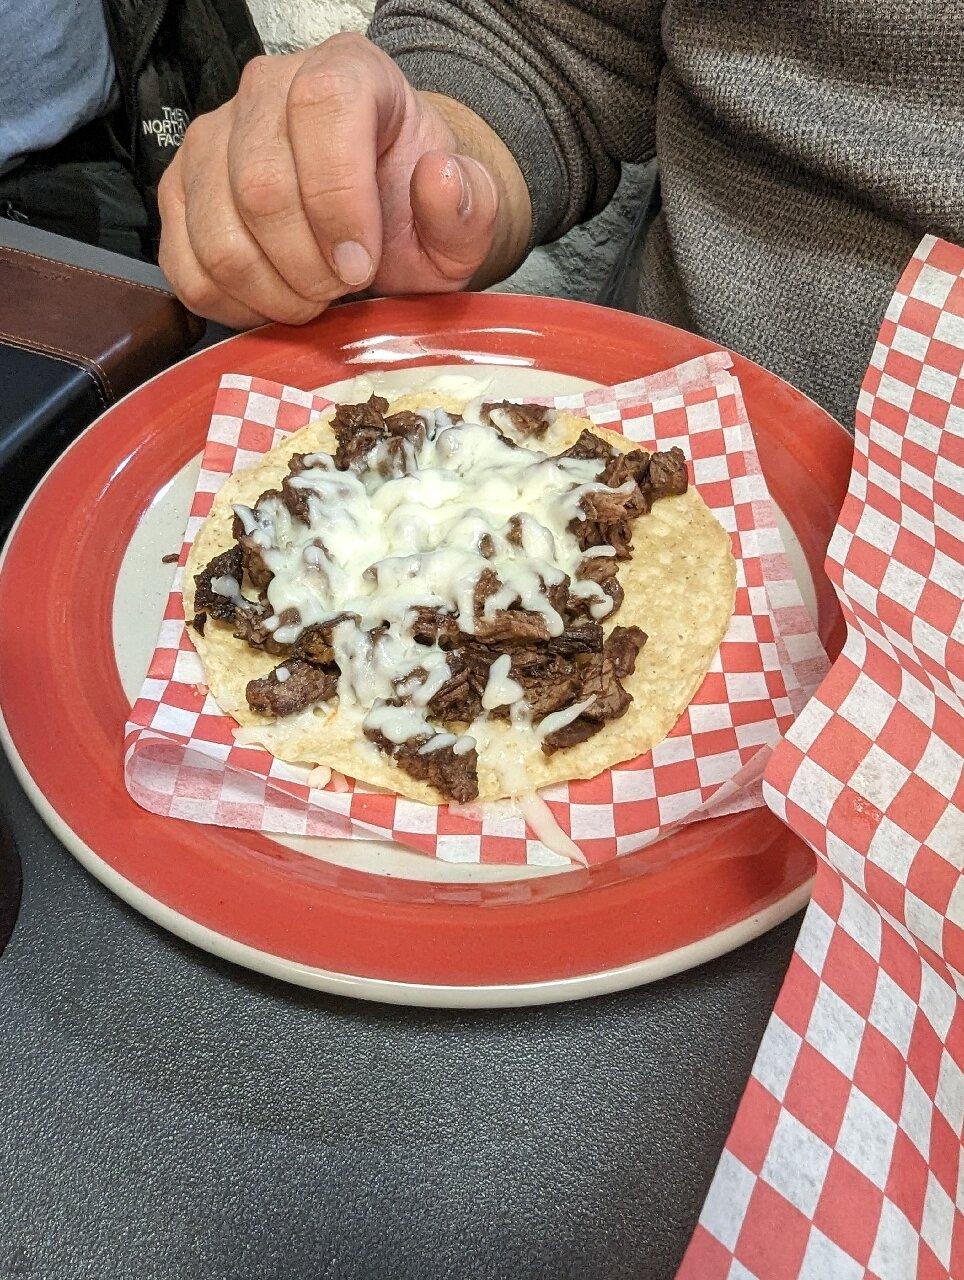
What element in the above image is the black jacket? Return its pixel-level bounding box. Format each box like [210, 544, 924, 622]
[102, 0, 263, 232]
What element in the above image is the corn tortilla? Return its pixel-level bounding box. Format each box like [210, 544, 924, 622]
[184, 392, 736, 802]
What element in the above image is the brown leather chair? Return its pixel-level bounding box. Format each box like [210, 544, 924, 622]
[0, 226, 203, 534]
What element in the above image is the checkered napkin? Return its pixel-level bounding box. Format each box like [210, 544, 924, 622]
[682, 235, 964, 1279]
[123, 351, 827, 865]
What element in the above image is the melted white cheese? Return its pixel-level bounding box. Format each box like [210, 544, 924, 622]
[234, 414, 625, 768]
[481, 654, 525, 711]
[536, 696, 596, 740]
[516, 793, 589, 867]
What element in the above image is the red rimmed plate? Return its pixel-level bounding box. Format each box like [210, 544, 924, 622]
[0, 294, 851, 1005]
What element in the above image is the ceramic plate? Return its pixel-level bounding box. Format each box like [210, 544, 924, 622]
[0, 294, 851, 1005]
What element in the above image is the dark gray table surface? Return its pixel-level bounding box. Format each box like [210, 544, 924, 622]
[0, 220, 802, 1280]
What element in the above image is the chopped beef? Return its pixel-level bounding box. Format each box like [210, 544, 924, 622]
[161, 552, 179, 564]
[286, 452, 313, 475]
[552, 621, 605, 654]
[331, 395, 390, 470]
[426, 650, 486, 722]
[365, 729, 479, 803]
[470, 567, 553, 644]
[238, 533, 273, 593]
[578, 660, 632, 724]
[539, 716, 602, 753]
[231, 488, 280, 543]
[600, 451, 652, 517]
[335, 428, 383, 470]
[409, 606, 462, 648]
[504, 649, 581, 720]
[192, 612, 206, 633]
[369, 435, 414, 479]
[384, 410, 424, 438]
[331, 395, 389, 439]
[559, 429, 618, 464]
[571, 512, 634, 560]
[647, 447, 689, 498]
[541, 625, 647, 755]
[473, 567, 500, 614]
[294, 614, 355, 665]
[573, 557, 625, 617]
[505, 515, 524, 548]
[246, 659, 338, 717]
[478, 532, 495, 558]
[543, 575, 571, 620]
[606, 625, 648, 678]
[578, 484, 640, 528]
[281, 473, 313, 526]
[193, 545, 243, 620]
[474, 610, 553, 645]
[482, 401, 552, 439]
[231, 602, 289, 655]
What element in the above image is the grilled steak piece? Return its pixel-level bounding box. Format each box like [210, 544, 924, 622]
[237, 533, 273, 593]
[331, 395, 390, 470]
[559, 429, 617, 464]
[334, 427, 383, 470]
[365, 728, 479, 803]
[572, 557, 624, 617]
[409, 606, 462, 647]
[384, 410, 424, 438]
[231, 602, 290, 656]
[541, 625, 648, 755]
[193, 545, 243, 620]
[551, 622, 604, 654]
[245, 659, 338, 717]
[647, 447, 689, 498]
[280, 473, 314, 526]
[599, 452, 652, 517]
[470, 568, 554, 644]
[473, 611, 554, 645]
[606, 625, 648, 678]
[502, 648, 582, 721]
[425, 651, 486, 723]
[331, 395, 389, 438]
[293, 615, 357, 665]
[482, 401, 552, 439]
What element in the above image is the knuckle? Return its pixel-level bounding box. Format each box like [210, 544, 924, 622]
[287, 65, 357, 118]
[232, 157, 289, 220]
[234, 157, 290, 220]
[168, 266, 217, 314]
[196, 228, 256, 283]
[321, 31, 369, 58]
[298, 169, 361, 212]
[238, 54, 273, 94]
[180, 114, 210, 150]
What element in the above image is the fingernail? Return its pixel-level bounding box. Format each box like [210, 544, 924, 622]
[332, 240, 372, 288]
[453, 157, 471, 218]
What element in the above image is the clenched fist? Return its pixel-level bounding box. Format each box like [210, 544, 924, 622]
[157, 33, 532, 328]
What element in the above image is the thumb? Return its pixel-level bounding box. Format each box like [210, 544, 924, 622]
[409, 151, 499, 285]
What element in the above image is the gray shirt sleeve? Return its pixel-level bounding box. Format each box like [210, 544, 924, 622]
[368, 0, 663, 246]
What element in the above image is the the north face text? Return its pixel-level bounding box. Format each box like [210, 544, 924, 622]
[142, 106, 189, 149]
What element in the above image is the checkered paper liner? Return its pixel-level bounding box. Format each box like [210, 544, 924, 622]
[124, 351, 827, 866]
[683, 236, 964, 1278]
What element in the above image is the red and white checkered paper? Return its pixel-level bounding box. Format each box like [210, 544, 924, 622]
[124, 351, 827, 865]
[682, 236, 964, 1278]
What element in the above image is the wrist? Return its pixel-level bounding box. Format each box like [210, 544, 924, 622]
[420, 91, 532, 286]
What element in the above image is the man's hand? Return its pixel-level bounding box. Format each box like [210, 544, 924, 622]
[157, 34, 532, 327]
